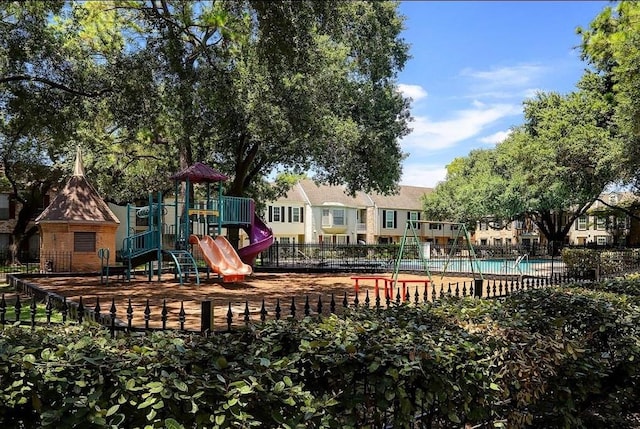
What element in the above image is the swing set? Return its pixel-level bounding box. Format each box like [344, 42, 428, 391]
[393, 219, 484, 284]
[352, 220, 484, 302]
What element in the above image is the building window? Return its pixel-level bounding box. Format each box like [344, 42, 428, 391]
[74, 232, 96, 252]
[322, 208, 345, 227]
[322, 209, 330, 226]
[429, 223, 442, 230]
[333, 209, 345, 226]
[609, 194, 618, 204]
[292, 207, 300, 222]
[596, 236, 607, 246]
[408, 211, 419, 228]
[384, 210, 395, 229]
[596, 216, 606, 231]
[577, 215, 587, 230]
[269, 206, 285, 223]
[0, 194, 9, 220]
[335, 235, 348, 244]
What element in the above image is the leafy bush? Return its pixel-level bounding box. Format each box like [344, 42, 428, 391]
[1, 281, 639, 428]
[562, 248, 640, 278]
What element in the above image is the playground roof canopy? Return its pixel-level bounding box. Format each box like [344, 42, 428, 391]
[170, 162, 228, 183]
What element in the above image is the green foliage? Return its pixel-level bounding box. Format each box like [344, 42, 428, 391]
[1, 282, 639, 428]
[579, 1, 640, 188]
[423, 86, 623, 247]
[562, 248, 640, 278]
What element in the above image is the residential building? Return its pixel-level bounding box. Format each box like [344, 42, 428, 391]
[474, 218, 541, 249]
[266, 181, 310, 244]
[268, 179, 371, 244]
[265, 180, 461, 245]
[369, 186, 455, 245]
[568, 192, 637, 246]
[473, 192, 640, 248]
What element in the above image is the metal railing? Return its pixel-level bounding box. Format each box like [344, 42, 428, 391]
[6, 271, 590, 336]
[121, 229, 159, 258]
[0, 250, 71, 280]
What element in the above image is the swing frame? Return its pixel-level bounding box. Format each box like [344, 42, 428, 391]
[392, 220, 484, 291]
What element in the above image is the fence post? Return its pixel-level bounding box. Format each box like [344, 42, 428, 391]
[201, 300, 214, 336]
[473, 278, 484, 298]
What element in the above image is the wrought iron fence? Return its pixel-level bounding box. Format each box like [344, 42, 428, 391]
[0, 271, 627, 428]
[6, 271, 595, 337]
[258, 241, 564, 277]
[0, 251, 72, 281]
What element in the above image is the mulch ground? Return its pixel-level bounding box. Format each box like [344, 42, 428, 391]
[14, 271, 475, 332]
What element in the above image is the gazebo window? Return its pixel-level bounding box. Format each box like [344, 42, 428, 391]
[74, 232, 96, 252]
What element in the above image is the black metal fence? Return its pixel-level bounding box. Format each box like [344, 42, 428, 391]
[259, 241, 561, 277]
[258, 242, 640, 279]
[5, 272, 597, 337]
[0, 250, 72, 281]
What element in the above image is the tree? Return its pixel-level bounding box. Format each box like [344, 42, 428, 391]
[1, 1, 411, 252]
[423, 85, 623, 253]
[579, 1, 640, 189]
[0, 2, 117, 263]
[82, 0, 411, 246]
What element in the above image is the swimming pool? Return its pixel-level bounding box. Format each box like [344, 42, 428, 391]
[394, 258, 564, 276]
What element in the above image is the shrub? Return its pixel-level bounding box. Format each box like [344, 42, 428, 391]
[1, 282, 639, 428]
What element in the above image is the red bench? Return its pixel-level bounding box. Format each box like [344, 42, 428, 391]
[351, 276, 430, 302]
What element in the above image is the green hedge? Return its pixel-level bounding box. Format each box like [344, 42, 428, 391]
[562, 248, 640, 278]
[1, 281, 639, 428]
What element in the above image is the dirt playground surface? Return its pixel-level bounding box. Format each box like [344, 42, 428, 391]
[23, 272, 475, 331]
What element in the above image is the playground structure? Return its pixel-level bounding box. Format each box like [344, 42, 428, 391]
[103, 162, 273, 285]
[351, 220, 484, 300]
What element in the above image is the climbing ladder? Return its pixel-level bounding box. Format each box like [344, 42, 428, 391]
[164, 250, 200, 286]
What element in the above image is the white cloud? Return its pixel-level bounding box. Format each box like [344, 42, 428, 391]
[401, 102, 521, 151]
[461, 64, 547, 90]
[398, 83, 428, 102]
[479, 129, 512, 145]
[456, 64, 549, 103]
[400, 163, 447, 188]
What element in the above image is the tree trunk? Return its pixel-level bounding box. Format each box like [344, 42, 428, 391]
[9, 203, 38, 264]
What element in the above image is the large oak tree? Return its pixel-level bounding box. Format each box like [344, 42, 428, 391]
[1, 0, 411, 254]
[423, 80, 623, 253]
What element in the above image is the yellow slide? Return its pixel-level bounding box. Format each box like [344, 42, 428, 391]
[189, 235, 252, 283]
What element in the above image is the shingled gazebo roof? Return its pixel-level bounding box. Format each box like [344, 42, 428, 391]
[169, 162, 228, 184]
[35, 148, 120, 224]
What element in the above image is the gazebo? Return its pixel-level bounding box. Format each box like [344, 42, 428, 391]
[35, 148, 120, 272]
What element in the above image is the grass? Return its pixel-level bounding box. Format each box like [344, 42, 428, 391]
[0, 283, 63, 324]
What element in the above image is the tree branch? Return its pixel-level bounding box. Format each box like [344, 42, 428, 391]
[0, 75, 112, 97]
[594, 197, 640, 221]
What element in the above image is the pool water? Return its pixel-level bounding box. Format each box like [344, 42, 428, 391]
[394, 258, 562, 276]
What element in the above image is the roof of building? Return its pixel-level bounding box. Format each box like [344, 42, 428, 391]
[35, 148, 120, 224]
[297, 179, 372, 207]
[368, 185, 432, 210]
[272, 182, 308, 204]
[169, 162, 228, 183]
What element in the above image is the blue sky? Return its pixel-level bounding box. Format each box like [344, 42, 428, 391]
[396, 1, 611, 188]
